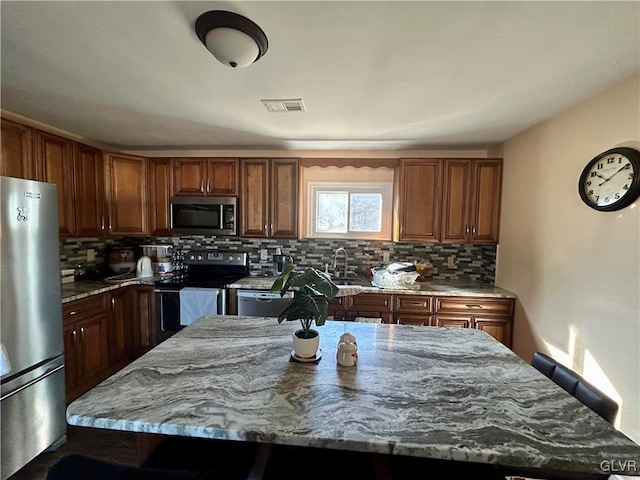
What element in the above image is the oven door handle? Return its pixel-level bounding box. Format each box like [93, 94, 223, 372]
[154, 288, 183, 294]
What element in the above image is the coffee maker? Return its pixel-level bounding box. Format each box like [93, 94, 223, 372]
[273, 254, 293, 275]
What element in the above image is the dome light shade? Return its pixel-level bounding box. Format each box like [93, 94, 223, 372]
[195, 10, 268, 68]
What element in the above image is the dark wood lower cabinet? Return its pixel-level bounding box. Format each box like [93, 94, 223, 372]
[328, 293, 394, 324]
[131, 285, 156, 358]
[63, 285, 160, 404]
[63, 294, 111, 404]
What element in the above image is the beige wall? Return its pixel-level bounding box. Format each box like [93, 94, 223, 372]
[497, 74, 640, 442]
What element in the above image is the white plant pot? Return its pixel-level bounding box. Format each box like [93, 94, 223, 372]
[292, 329, 320, 358]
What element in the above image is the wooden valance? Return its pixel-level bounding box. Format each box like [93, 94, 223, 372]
[299, 158, 400, 169]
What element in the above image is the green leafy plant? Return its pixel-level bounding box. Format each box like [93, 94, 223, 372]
[270, 263, 339, 338]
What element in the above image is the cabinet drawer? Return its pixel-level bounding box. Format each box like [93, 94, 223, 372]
[63, 293, 109, 323]
[434, 297, 513, 316]
[349, 293, 393, 312]
[395, 295, 432, 313]
[395, 313, 431, 326]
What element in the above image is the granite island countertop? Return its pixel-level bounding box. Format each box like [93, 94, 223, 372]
[67, 316, 639, 477]
[228, 276, 517, 298]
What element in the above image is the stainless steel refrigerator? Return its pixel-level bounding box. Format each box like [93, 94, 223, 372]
[1, 176, 66, 479]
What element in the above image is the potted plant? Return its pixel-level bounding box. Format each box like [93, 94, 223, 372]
[271, 263, 339, 359]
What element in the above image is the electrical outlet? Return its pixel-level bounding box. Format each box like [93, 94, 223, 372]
[383, 251, 390, 263]
[447, 255, 456, 268]
[260, 249, 268, 260]
[86, 248, 96, 262]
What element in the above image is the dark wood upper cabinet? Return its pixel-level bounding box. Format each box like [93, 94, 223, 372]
[105, 153, 149, 236]
[395, 159, 443, 242]
[173, 157, 238, 196]
[74, 142, 106, 237]
[34, 130, 76, 237]
[442, 158, 501, 244]
[148, 158, 173, 236]
[270, 159, 298, 239]
[1, 118, 35, 179]
[240, 158, 298, 239]
[240, 158, 270, 238]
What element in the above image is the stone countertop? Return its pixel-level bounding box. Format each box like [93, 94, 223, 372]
[228, 276, 517, 298]
[66, 316, 639, 476]
[61, 276, 158, 303]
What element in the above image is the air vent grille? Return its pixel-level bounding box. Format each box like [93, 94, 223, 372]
[262, 99, 305, 112]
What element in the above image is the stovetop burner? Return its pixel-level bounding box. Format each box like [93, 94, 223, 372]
[155, 249, 248, 289]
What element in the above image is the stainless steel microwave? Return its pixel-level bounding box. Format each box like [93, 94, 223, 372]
[170, 196, 237, 235]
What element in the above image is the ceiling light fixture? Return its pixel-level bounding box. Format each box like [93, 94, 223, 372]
[195, 10, 268, 68]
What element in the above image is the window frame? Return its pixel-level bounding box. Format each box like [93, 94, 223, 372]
[306, 181, 393, 240]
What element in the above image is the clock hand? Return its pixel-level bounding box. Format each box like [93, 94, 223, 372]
[599, 165, 628, 186]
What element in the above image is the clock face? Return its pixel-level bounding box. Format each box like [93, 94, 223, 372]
[579, 148, 640, 211]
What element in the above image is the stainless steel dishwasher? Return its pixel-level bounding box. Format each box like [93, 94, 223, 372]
[237, 290, 293, 317]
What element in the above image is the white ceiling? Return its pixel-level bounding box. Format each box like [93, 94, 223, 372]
[1, 1, 638, 151]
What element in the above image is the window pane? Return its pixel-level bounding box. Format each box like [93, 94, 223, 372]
[316, 192, 348, 232]
[349, 193, 381, 232]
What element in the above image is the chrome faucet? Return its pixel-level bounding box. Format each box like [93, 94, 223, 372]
[332, 248, 348, 277]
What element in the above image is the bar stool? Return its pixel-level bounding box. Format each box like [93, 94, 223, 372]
[47, 437, 258, 480]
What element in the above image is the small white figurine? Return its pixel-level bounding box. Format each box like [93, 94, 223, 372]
[336, 333, 358, 367]
[339, 332, 357, 345]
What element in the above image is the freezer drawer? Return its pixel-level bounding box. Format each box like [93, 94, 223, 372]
[1, 362, 66, 480]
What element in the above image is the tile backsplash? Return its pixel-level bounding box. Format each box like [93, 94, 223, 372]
[61, 236, 496, 283]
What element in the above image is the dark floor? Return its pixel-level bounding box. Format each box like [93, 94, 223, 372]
[8, 426, 141, 480]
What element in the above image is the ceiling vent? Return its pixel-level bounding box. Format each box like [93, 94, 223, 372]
[261, 98, 305, 112]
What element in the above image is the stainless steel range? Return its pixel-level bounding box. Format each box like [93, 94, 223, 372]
[154, 250, 248, 341]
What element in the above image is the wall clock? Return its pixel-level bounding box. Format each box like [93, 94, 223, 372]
[578, 147, 640, 211]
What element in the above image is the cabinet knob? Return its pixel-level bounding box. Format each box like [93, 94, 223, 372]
[200, 179, 205, 193]
[101, 216, 105, 231]
[465, 304, 483, 309]
[207, 179, 211, 193]
[472, 226, 477, 238]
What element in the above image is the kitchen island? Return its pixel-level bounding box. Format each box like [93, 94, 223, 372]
[67, 316, 640, 478]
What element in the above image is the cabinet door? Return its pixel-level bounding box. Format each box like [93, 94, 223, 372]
[432, 315, 472, 329]
[207, 158, 238, 195]
[474, 318, 512, 348]
[63, 325, 78, 394]
[240, 159, 269, 237]
[173, 158, 207, 196]
[131, 285, 156, 357]
[1, 118, 35, 179]
[397, 159, 442, 242]
[109, 288, 132, 366]
[74, 143, 106, 237]
[106, 153, 149, 235]
[441, 159, 472, 243]
[77, 313, 110, 381]
[34, 130, 75, 237]
[470, 159, 502, 244]
[149, 158, 173, 236]
[270, 159, 298, 238]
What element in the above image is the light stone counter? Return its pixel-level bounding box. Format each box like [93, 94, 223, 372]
[228, 276, 517, 298]
[61, 276, 158, 303]
[67, 316, 639, 477]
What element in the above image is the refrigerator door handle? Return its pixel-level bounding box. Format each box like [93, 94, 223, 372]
[0, 363, 64, 402]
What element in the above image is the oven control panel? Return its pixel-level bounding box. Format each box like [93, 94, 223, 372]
[186, 250, 248, 267]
